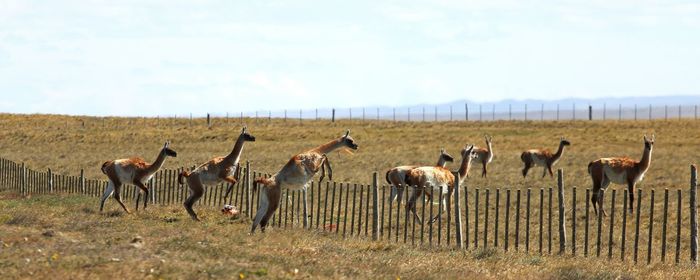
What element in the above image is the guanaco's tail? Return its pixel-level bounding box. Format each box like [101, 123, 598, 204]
[178, 170, 191, 184]
[253, 177, 276, 193]
[385, 170, 392, 185]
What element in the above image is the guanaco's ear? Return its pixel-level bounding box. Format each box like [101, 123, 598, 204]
[440, 148, 445, 154]
[643, 134, 648, 142]
[651, 134, 655, 142]
[344, 129, 350, 138]
[164, 141, 170, 148]
[242, 126, 247, 133]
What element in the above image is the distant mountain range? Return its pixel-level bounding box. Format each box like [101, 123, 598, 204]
[380, 95, 700, 112]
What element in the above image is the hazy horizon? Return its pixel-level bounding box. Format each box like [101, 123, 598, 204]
[1, 1, 699, 116]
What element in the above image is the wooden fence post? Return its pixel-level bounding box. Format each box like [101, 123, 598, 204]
[664, 188, 668, 263]
[80, 169, 85, 194]
[648, 189, 655, 265]
[465, 103, 468, 121]
[557, 169, 566, 254]
[677, 189, 682, 264]
[246, 161, 251, 218]
[303, 183, 309, 229]
[634, 189, 642, 264]
[691, 164, 698, 265]
[372, 172, 379, 241]
[453, 172, 463, 248]
[331, 108, 336, 122]
[608, 189, 616, 259]
[571, 187, 576, 256]
[48, 168, 53, 193]
[20, 162, 25, 195]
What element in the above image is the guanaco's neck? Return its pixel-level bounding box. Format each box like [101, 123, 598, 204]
[638, 146, 653, 172]
[311, 138, 344, 154]
[145, 149, 168, 175]
[224, 134, 247, 165]
[486, 140, 493, 154]
[436, 156, 448, 167]
[457, 154, 472, 182]
[551, 142, 566, 162]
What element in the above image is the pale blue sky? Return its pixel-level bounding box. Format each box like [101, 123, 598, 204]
[0, 0, 699, 116]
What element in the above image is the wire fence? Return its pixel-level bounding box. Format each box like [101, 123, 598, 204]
[1, 156, 698, 266]
[214, 103, 700, 122]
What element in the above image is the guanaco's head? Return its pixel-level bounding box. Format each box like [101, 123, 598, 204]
[485, 134, 493, 144]
[439, 148, 455, 163]
[560, 137, 571, 146]
[341, 129, 358, 150]
[240, 126, 256, 142]
[162, 141, 177, 157]
[643, 134, 655, 151]
[461, 144, 477, 160]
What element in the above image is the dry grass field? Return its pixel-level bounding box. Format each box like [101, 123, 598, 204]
[2, 113, 700, 279]
[1, 192, 699, 279]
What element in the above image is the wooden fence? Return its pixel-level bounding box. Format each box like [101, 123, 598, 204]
[1, 156, 698, 266]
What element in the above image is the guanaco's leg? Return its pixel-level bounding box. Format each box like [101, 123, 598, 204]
[184, 175, 204, 221]
[113, 184, 131, 214]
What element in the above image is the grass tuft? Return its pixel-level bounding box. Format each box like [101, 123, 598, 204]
[5, 214, 37, 226]
[472, 247, 500, 260]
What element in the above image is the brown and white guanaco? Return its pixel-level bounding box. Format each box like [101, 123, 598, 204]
[178, 127, 255, 221]
[386, 148, 454, 203]
[521, 137, 570, 178]
[100, 141, 177, 213]
[250, 130, 358, 233]
[473, 135, 494, 177]
[588, 134, 654, 216]
[404, 145, 477, 224]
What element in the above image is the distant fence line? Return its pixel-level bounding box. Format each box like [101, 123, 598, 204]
[1, 156, 699, 266]
[216, 103, 700, 123]
[44, 103, 700, 129]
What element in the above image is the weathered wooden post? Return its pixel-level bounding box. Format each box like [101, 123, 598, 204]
[20, 162, 25, 195]
[648, 189, 655, 265]
[453, 172, 463, 248]
[303, 183, 309, 229]
[634, 189, 642, 264]
[48, 168, 53, 193]
[571, 187, 576, 256]
[662, 188, 669, 263]
[246, 161, 251, 218]
[80, 169, 85, 194]
[608, 189, 616, 259]
[331, 108, 336, 123]
[557, 169, 566, 254]
[206, 113, 211, 128]
[372, 172, 379, 241]
[465, 103, 468, 121]
[677, 189, 682, 264]
[691, 164, 698, 265]
[588, 105, 592, 121]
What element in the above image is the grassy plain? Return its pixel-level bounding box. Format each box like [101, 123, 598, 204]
[1, 114, 700, 279]
[2, 192, 699, 279]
